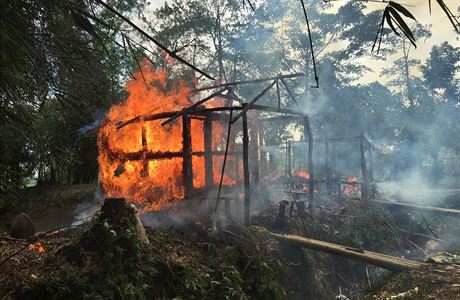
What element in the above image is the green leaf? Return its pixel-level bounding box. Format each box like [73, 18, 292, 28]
[389, 1, 417, 21]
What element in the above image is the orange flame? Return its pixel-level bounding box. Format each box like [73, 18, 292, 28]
[343, 176, 360, 197]
[27, 242, 45, 254]
[296, 170, 310, 179]
[98, 62, 240, 211]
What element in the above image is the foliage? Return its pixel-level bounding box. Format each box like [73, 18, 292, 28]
[1, 0, 459, 193]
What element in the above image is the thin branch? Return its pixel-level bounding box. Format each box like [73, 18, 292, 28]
[94, 0, 215, 80]
[300, 0, 319, 88]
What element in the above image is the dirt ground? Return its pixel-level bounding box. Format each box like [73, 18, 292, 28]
[1, 186, 459, 299]
[367, 263, 460, 299]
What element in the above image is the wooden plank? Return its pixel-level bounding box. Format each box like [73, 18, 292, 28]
[268, 231, 428, 271]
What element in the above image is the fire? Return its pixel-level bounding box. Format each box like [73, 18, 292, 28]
[98, 62, 240, 211]
[27, 242, 45, 254]
[343, 176, 360, 197]
[296, 170, 310, 179]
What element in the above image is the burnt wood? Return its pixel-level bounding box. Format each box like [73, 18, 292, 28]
[182, 114, 193, 200]
[204, 114, 214, 188]
[360, 134, 369, 201]
[304, 116, 314, 207]
[191, 73, 304, 93]
[242, 110, 251, 225]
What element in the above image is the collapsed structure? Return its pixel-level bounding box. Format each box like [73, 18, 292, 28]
[98, 66, 379, 224]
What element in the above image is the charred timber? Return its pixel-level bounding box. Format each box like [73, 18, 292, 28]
[260, 115, 304, 122]
[304, 116, 314, 207]
[192, 73, 305, 93]
[269, 232, 427, 271]
[161, 88, 227, 126]
[242, 109, 251, 225]
[360, 134, 369, 201]
[204, 114, 214, 188]
[230, 80, 278, 124]
[325, 140, 331, 194]
[182, 114, 193, 200]
[117, 105, 307, 130]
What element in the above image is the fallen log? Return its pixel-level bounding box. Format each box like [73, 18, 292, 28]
[268, 231, 428, 271]
[352, 199, 460, 218]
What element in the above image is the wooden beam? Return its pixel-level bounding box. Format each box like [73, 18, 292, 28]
[141, 124, 148, 177]
[260, 115, 304, 122]
[304, 116, 314, 207]
[242, 110, 251, 225]
[360, 134, 369, 201]
[250, 125, 260, 185]
[268, 231, 427, 271]
[161, 88, 227, 126]
[182, 114, 193, 200]
[117, 104, 307, 131]
[276, 80, 281, 111]
[325, 140, 331, 195]
[107, 149, 242, 162]
[287, 141, 292, 177]
[204, 114, 214, 188]
[230, 80, 278, 124]
[192, 73, 305, 93]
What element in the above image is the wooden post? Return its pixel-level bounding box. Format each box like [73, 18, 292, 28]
[331, 141, 337, 194]
[250, 125, 260, 185]
[287, 141, 292, 177]
[141, 124, 149, 177]
[276, 80, 281, 111]
[204, 114, 214, 188]
[304, 116, 314, 208]
[360, 134, 369, 201]
[182, 113, 193, 201]
[325, 140, 331, 195]
[368, 145, 375, 199]
[242, 109, 251, 225]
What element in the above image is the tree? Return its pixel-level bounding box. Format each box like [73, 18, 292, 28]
[0, 0, 146, 191]
[422, 42, 460, 105]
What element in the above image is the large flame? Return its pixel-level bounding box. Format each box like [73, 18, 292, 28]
[98, 63, 239, 211]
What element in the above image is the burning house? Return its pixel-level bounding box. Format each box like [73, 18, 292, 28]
[97, 64, 315, 224]
[96, 61, 387, 226]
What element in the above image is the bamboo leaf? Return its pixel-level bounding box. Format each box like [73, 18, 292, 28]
[389, 1, 417, 21]
[435, 0, 460, 33]
[388, 7, 417, 47]
[372, 12, 386, 53]
[385, 8, 401, 37]
[71, 11, 97, 38]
